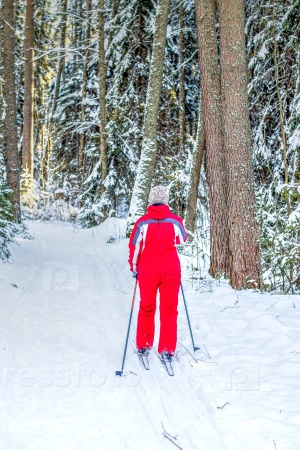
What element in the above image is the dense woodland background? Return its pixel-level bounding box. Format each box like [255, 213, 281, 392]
[0, 0, 299, 293]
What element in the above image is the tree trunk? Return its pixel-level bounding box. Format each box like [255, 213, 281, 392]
[51, 0, 68, 121]
[185, 96, 205, 236]
[73, 0, 78, 74]
[219, 0, 261, 289]
[127, 0, 171, 231]
[0, 6, 4, 157]
[22, 0, 35, 180]
[272, 1, 290, 216]
[42, 0, 68, 185]
[2, 0, 21, 222]
[194, 0, 229, 277]
[178, 0, 185, 151]
[78, 0, 91, 188]
[107, 0, 117, 50]
[98, 0, 108, 196]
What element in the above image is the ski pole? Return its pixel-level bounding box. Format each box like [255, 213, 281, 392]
[116, 277, 138, 376]
[180, 282, 199, 352]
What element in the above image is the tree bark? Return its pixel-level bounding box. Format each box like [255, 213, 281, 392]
[219, 0, 261, 289]
[22, 0, 35, 180]
[127, 0, 171, 231]
[185, 96, 205, 236]
[98, 0, 107, 196]
[2, 0, 21, 221]
[194, 0, 229, 277]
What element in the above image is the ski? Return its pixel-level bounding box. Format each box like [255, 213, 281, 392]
[132, 342, 150, 370]
[157, 352, 174, 376]
[137, 349, 150, 370]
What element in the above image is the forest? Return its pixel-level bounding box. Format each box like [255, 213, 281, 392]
[0, 0, 299, 293]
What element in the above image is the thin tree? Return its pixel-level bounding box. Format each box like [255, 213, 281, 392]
[127, 0, 171, 231]
[178, 0, 185, 152]
[185, 96, 205, 236]
[98, 0, 107, 196]
[42, 0, 68, 184]
[107, 0, 117, 49]
[78, 0, 91, 188]
[219, 0, 261, 289]
[194, 0, 228, 277]
[22, 0, 35, 182]
[2, 0, 21, 221]
[0, 5, 4, 155]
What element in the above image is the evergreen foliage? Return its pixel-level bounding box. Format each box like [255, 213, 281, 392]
[0, 172, 14, 259]
[246, 0, 300, 292]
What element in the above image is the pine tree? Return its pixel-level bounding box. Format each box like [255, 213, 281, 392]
[246, 0, 300, 292]
[194, 0, 229, 278]
[42, 0, 68, 184]
[127, 0, 171, 231]
[218, 0, 261, 289]
[2, 0, 21, 222]
[185, 96, 205, 236]
[98, 0, 107, 196]
[22, 0, 35, 181]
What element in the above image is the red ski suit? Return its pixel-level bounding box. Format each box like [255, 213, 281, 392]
[128, 204, 187, 354]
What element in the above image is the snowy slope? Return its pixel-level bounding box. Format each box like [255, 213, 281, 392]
[0, 219, 300, 450]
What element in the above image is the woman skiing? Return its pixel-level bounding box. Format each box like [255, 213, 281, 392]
[128, 186, 187, 363]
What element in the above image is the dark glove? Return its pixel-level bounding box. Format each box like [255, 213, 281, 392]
[132, 271, 138, 278]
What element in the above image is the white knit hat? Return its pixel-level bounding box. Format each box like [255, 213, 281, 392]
[149, 186, 169, 205]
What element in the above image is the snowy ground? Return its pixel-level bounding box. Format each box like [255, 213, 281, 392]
[0, 219, 299, 450]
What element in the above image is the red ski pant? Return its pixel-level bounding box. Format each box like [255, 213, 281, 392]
[136, 272, 181, 354]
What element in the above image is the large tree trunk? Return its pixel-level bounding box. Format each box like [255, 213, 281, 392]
[2, 0, 21, 222]
[185, 96, 205, 236]
[219, 0, 261, 289]
[194, 0, 228, 277]
[127, 0, 171, 231]
[22, 0, 34, 180]
[98, 0, 107, 196]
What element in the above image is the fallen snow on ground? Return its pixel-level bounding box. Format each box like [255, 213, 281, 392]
[0, 219, 299, 450]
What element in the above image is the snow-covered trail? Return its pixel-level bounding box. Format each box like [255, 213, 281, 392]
[1, 219, 300, 450]
[0, 220, 223, 450]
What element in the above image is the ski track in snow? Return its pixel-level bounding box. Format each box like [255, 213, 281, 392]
[0, 219, 300, 450]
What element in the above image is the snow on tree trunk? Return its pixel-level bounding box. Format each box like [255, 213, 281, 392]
[2, 0, 21, 222]
[0, 6, 4, 155]
[127, 0, 171, 232]
[107, 0, 117, 49]
[22, 0, 35, 182]
[42, 0, 68, 184]
[185, 95, 205, 236]
[98, 0, 108, 196]
[194, 0, 229, 277]
[219, 0, 261, 289]
[78, 0, 91, 190]
[178, 0, 185, 152]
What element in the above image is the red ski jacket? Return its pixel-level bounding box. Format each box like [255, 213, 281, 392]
[128, 204, 188, 274]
